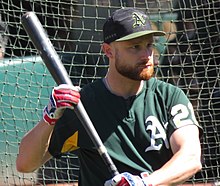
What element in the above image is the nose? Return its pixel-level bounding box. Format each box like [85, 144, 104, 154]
[141, 48, 153, 60]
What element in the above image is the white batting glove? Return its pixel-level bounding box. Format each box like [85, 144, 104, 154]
[43, 84, 81, 125]
[104, 172, 152, 186]
[140, 172, 152, 186]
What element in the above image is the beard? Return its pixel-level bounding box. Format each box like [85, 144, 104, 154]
[114, 51, 154, 81]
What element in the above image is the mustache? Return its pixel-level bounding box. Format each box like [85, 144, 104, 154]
[137, 60, 153, 66]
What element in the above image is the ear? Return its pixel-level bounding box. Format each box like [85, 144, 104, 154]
[102, 43, 113, 58]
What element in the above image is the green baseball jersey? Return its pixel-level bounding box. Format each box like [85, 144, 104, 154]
[48, 77, 202, 186]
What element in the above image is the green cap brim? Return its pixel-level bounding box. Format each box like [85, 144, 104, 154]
[116, 30, 165, 42]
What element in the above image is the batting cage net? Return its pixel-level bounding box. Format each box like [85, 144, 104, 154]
[0, 0, 219, 185]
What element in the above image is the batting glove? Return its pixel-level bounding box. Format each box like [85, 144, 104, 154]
[43, 84, 81, 125]
[104, 172, 152, 186]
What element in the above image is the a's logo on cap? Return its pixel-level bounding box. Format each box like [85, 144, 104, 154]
[132, 12, 146, 28]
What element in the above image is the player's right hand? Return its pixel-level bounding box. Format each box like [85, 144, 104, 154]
[43, 84, 81, 125]
[104, 172, 153, 186]
[104, 172, 150, 186]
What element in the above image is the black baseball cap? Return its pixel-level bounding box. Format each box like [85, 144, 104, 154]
[103, 8, 165, 44]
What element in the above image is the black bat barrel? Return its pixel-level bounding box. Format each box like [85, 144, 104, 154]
[21, 12, 72, 85]
[21, 12, 119, 177]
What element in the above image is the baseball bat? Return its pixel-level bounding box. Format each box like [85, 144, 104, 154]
[21, 11, 119, 177]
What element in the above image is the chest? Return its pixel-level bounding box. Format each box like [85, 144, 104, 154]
[86, 91, 170, 152]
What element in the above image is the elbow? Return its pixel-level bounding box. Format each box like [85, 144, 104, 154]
[189, 154, 202, 176]
[16, 156, 36, 173]
[194, 159, 202, 173]
[16, 151, 51, 173]
[16, 166, 32, 174]
[16, 163, 36, 173]
[16, 163, 31, 173]
[194, 149, 203, 173]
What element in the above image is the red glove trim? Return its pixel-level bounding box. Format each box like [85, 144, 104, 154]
[43, 107, 58, 125]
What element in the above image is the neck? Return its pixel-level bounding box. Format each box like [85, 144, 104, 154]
[103, 75, 144, 99]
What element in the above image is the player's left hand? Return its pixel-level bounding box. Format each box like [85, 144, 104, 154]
[43, 84, 81, 125]
[104, 172, 151, 186]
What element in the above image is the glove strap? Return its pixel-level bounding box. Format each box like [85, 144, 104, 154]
[43, 106, 58, 125]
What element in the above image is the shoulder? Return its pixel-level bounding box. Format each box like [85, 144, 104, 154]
[147, 77, 184, 97]
[79, 79, 107, 104]
[80, 79, 104, 95]
[146, 78, 191, 112]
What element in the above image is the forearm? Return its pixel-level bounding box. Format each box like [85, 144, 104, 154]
[16, 85, 80, 173]
[16, 119, 53, 173]
[146, 150, 202, 186]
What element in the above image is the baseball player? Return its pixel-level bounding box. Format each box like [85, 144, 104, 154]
[16, 8, 202, 186]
